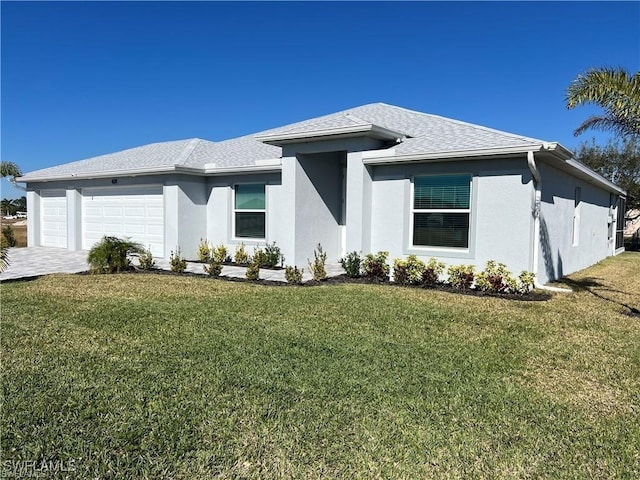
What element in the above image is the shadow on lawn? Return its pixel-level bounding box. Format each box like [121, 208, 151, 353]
[559, 277, 640, 317]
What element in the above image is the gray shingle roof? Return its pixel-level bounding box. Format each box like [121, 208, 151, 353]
[20, 103, 547, 181]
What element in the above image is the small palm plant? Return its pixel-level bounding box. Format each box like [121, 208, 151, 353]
[87, 236, 143, 274]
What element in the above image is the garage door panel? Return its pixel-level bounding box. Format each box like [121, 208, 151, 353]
[82, 187, 164, 256]
[147, 207, 163, 218]
[125, 207, 146, 217]
[40, 191, 68, 248]
[124, 224, 145, 235]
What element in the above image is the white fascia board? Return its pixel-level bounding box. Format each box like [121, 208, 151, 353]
[254, 124, 404, 145]
[203, 164, 282, 175]
[19, 165, 180, 183]
[362, 144, 545, 165]
[564, 158, 626, 196]
[254, 158, 282, 167]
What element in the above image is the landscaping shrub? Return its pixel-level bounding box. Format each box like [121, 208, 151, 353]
[212, 244, 228, 264]
[138, 247, 155, 270]
[362, 251, 390, 282]
[246, 260, 260, 281]
[284, 265, 304, 284]
[393, 255, 428, 286]
[203, 259, 223, 277]
[264, 242, 284, 268]
[308, 244, 327, 281]
[340, 251, 362, 278]
[422, 257, 446, 288]
[2, 226, 16, 248]
[234, 243, 249, 264]
[253, 248, 268, 268]
[87, 236, 143, 274]
[393, 258, 410, 285]
[169, 248, 187, 273]
[518, 271, 536, 294]
[447, 264, 475, 290]
[475, 260, 516, 293]
[197, 239, 211, 262]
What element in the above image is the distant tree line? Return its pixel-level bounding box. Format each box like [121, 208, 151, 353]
[1, 196, 27, 217]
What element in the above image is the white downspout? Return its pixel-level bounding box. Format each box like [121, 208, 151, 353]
[527, 151, 572, 293]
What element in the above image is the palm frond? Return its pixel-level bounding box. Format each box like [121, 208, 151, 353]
[567, 67, 640, 137]
[0, 161, 22, 178]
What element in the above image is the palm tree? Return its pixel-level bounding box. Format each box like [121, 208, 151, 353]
[566, 67, 640, 138]
[0, 161, 22, 272]
[1, 199, 15, 217]
[0, 161, 22, 178]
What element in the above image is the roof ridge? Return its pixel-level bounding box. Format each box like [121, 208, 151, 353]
[372, 103, 543, 144]
[174, 138, 202, 166]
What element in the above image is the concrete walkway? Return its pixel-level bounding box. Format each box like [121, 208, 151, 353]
[1, 247, 345, 282]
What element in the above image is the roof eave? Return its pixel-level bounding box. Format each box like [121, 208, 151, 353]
[203, 163, 282, 175]
[19, 165, 200, 183]
[362, 144, 545, 165]
[255, 124, 405, 146]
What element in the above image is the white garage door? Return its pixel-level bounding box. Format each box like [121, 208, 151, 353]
[40, 190, 67, 248]
[82, 186, 164, 256]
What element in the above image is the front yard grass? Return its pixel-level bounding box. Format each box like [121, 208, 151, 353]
[1, 253, 639, 478]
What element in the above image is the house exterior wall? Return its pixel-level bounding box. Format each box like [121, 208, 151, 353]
[368, 157, 535, 277]
[537, 161, 615, 284]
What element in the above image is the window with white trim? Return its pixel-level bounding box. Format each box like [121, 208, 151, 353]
[411, 174, 471, 249]
[234, 183, 266, 239]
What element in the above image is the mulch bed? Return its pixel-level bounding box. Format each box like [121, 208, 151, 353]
[75, 268, 551, 301]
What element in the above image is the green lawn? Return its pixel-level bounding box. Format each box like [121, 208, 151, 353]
[2, 254, 639, 479]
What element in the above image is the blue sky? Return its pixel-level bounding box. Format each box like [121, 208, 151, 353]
[1, 1, 639, 198]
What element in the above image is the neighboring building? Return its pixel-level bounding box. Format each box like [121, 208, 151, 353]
[19, 103, 626, 284]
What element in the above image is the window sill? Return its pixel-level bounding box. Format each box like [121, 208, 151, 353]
[404, 245, 473, 259]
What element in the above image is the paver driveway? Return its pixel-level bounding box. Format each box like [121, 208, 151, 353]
[1, 247, 346, 282]
[0, 247, 89, 281]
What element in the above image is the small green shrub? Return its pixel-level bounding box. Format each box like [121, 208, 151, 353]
[475, 260, 516, 293]
[422, 257, 445, 288]
[211, 244, 228, 264]
[362, 251, 390, 282]
[2, 226, 16, 248]
[517, 271, 536, 294]
[169, 248, 187, 273]
[284, 265, 304, 284]
[246, 261, 260, 281]
[264, 242, 284, 268]
[234, 243, 249, 264]
[340, 251, 362, 278]
[87, 236, 143, 274]
[447, 264, 475, 290]
[393, 258, 410, 285]
[203, 259, 223, 277]
[138, 247, 155, 270]
[197, 239, 211, 262]
[308, 244, 327, 281]
[253, 248, 267, 268]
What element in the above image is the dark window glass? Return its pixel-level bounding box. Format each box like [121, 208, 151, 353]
[413, 213, 469, 248]
[235, 212, 265, 239]
[414, 175, 470, 210]
[235, 184, 265, 210]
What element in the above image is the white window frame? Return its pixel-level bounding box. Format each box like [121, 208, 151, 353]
[232, 183, 266, 241]
[410, 174, 472, 251]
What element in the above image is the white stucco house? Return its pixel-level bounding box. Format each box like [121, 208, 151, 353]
[19, 103, 626, 284]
